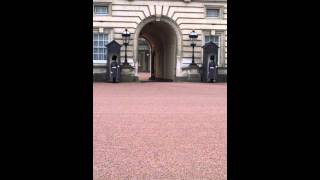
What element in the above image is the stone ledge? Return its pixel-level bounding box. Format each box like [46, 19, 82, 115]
[217, 74, 227, 82]
[120, 75, 138, 82]
[93, 73, 107, 82]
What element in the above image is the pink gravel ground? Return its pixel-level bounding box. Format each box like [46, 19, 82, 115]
[93, 82, 227, 180]
[138, 72, 151, 81]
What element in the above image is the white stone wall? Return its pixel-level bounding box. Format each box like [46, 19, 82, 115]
[93, 0, 227, 77]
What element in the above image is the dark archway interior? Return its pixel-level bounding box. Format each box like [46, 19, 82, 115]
[139, 21, 177, 81]
[137, 38, 151, 81]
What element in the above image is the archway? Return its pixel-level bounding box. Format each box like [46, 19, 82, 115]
[137, 37, 152, 81]
[133, 16, 182, 81]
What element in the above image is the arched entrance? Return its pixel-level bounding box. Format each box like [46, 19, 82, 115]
[137, 37, 152, 81]
[134, 16, 182, 81]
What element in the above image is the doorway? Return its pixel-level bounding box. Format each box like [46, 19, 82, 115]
[135, 17, 181, 82]
[137, 38, 151, 81]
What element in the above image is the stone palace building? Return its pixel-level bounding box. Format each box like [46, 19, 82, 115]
[93, 0, 227, 82]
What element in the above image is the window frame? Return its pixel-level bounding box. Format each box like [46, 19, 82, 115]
[93, 2, 111, 16]
[94, 6, 108, 16]
[205, 5, 224, 19]
[204, 35, 220, 46]
[206, 9, 220, 18]
[93, 31, 109, 64]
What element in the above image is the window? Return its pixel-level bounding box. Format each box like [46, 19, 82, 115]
[207, 9, 219, 17]
[93, 33, 108, 62]
[94, 6, 108, 15]
[205, 35, 220, 46]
